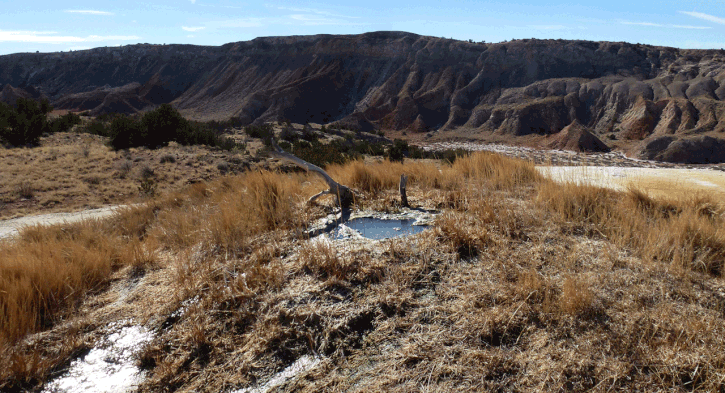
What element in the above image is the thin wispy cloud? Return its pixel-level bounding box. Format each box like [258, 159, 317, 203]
[197, 3, 243, 8]
[528, 25, 567, 30]
[671, 25, 712, 29]
[620, 20, 711, 29]
[213, 18, 266, 28]
[211, 13, 361, 29]
[273, 5, 359, 19]
[0, 30, 138, 44]
[621, 21, 662, 27]
[289, 14, 350, 26]
[64, 10, 114, 16]
[182, 26, 205, 32]
[679, 11, 725, 25]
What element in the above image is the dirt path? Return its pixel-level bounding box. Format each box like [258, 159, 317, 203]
[0, 205, 125, 239]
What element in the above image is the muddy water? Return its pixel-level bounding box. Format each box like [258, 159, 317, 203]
[309, 209, 437, 241]
[332, 217, 428, 240]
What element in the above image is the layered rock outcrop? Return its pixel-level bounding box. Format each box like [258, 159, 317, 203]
[547, 120, 610, 153]
[0, 84, 45, 106]
[2, 32, 725, 162]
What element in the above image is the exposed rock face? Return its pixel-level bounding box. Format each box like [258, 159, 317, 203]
[0, 84, 44, 105]
[2, 32, 725, 162]
[547, 120, 610, 152]
[634, 135, 725, 163]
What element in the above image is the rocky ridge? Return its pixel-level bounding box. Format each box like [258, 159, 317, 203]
[2, 32, 725, 162]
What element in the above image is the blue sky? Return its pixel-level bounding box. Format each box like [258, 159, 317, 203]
[1, 0, 724, 55]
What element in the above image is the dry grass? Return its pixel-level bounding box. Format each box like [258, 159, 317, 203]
[2, 150, 725, 392]
[328, 151, 543, 198]
[0, 132, 252, 219]
[537, 180, 725, 276]
[0, 221, 132, 345]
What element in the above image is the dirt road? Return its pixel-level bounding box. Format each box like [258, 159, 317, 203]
[0, 205, 125, 239]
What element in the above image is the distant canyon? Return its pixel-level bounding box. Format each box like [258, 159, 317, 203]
[2, 31, 725, 163]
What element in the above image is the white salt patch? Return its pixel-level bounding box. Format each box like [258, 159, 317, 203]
[232, 356, 320, 393]
[42, 323, 154, 393]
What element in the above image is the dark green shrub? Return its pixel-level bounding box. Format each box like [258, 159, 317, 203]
[80, 120, 110, 137]
[50, 112, 82, 133]
[244, 124, 272, 141]
[141, 103, 187, 148]
[96, 112, 118, 122]
[0, 98, 51, 146]
[290, 139, 351, 167]
[387, 139, 408, 162]
[107, 105, 240, 151]
[109, 115, 146, 150]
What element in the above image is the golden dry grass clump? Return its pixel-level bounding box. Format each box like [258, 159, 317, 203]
[2, 151, 725, 392]
[537, 180, 725, 276]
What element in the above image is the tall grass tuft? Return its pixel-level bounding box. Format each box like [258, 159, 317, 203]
[537, 180, 725, 276]
[451, 151, 543, 190]
[0, 221, 128, 345]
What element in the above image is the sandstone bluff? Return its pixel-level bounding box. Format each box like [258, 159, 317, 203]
[2, 31, 725, 163]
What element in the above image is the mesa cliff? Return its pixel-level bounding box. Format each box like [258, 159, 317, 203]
[2, 31, 725, 163]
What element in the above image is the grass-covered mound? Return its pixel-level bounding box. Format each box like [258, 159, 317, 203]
[1, 152, 724, 392]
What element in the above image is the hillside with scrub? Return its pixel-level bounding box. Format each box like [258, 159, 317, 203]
[1, 143, 725, 391]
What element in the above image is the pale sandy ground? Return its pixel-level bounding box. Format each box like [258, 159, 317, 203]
[538, 166, 725, 198]
[0, 205, 124, 239]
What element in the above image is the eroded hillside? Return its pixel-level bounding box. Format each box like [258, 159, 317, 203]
[3, 32, 725, 162]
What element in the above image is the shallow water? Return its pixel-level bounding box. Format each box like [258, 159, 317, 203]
[332, 217, 428, 240]
[42, 323, 153, 393]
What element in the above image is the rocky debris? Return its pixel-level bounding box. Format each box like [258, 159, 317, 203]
[547, 120, 610, 152]
[421, 141, 704, 169]
[3, 32, 725, 162]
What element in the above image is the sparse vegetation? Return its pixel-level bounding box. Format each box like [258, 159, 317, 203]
[0, 132, 253, 219]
